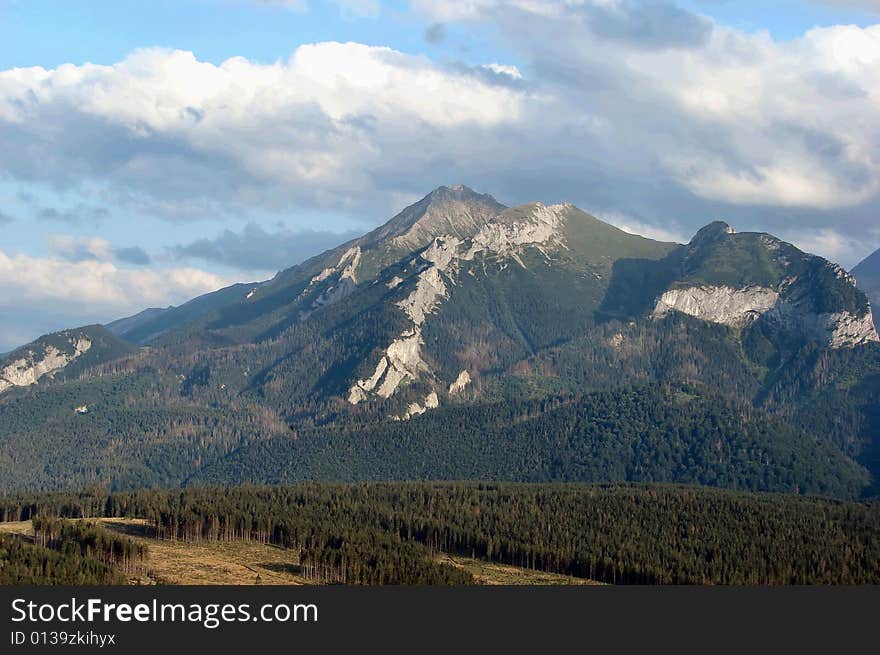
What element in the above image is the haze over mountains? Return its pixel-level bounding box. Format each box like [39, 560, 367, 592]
[854, 248, 880, 329]
[1, 186, 879, 498]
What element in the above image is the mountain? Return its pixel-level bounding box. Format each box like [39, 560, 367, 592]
[0, 325, 135, 395]
[105, 283, 260, 345]
[2, 185, 879, 498]
[105, 307, 170, 340]
[653, 221, 877, 348]
[853, 248, 880, 329]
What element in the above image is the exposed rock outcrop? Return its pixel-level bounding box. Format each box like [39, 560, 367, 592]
[348, 204, 569, 407]
[652, 222, 880, 349]
[448, 370, 471, 395]
[653, 285, 879, 348]
[394, 391, 441, 421]
[653, 286, 780, 328]
[768, 306, 879, 348]
[0, 337, 92, 394]
[304, 246, 362, 312]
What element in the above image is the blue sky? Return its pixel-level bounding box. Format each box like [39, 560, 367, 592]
[1, 0, 879, 350]
[2, 0, 876, 71]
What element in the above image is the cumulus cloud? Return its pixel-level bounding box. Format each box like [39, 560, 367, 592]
[168, 223, 361, 272]
[482, 63, 523, 80]
[0, 246, 230, 349]
[408, 2, 880, 215]
[599, 211, 689, 244]
[0, 3, 878, 267]
[113, 246, 152, 266]
[1, 252, 226, 307]
[47, 235, 113, 262]
[0, 43, 522, 219]
[777, 227, 875, 265]
[45, 235, 152, 266]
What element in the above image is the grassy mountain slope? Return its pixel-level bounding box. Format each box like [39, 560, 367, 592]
[1, 186, 878, 499]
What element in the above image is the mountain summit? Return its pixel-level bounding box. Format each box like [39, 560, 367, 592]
[2, 186, 879, 498]
[366, 185, 506, 250]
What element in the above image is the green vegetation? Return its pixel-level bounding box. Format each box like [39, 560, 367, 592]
[0, 519, 135, 585]
[2, 483, 878, 585]
[191, 385, 868, 499]
[32, 517, 148, 572]
[2, 195, 879, 502]
[681, 227, 869, 316]
[1, 380, 867, 497]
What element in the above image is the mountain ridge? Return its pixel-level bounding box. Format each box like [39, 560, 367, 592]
[2, 185, 879, 499]
[854, 247, 880, 330]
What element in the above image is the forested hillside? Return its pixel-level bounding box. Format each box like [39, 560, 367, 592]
[192, 385, 868, 499]
[0, 383, 868, 497]
[2, 186, 879, 499]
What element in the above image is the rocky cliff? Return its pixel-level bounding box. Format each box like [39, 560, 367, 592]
[651, 224, 879, 348]
[0, 335, 92, 394]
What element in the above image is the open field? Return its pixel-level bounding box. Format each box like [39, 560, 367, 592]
[2, 519, 595, 585]
[0, 521, 32, 537]
[1, 519, 308, 585]
[437, 554, 602, 585]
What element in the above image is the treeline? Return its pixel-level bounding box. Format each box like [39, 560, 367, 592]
[0, 532, 127, 585]
[32, 518, 147, 574]
[2, 483, 879, 585]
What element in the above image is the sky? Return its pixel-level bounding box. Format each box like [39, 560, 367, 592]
[1, 0, 879, 351]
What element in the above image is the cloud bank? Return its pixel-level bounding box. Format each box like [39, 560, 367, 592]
[169, 223, 362, 272]
[0, 245, 229, 351]
[0, 13, 876, 245]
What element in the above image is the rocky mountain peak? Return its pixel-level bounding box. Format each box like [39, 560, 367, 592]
[367, 185, 506, 250]
[689, 221, 735, 247]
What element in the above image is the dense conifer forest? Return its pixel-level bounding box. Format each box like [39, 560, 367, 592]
[0, 519, 142, 585]
[2, 483, 878, 585]
[2, 381, 871, 499]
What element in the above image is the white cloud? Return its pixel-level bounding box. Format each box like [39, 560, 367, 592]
[599, 211, 689, 244]
[776, 227, 878, 267]
[0, 43, 523, 217]
[627, 24, 880, 208]
[47, 235, 113, 262]
[0, 248, 229, 316]
[483, 63, 523, 79]
[0, 2, 878, 252]
[410, 2, 880, 214]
